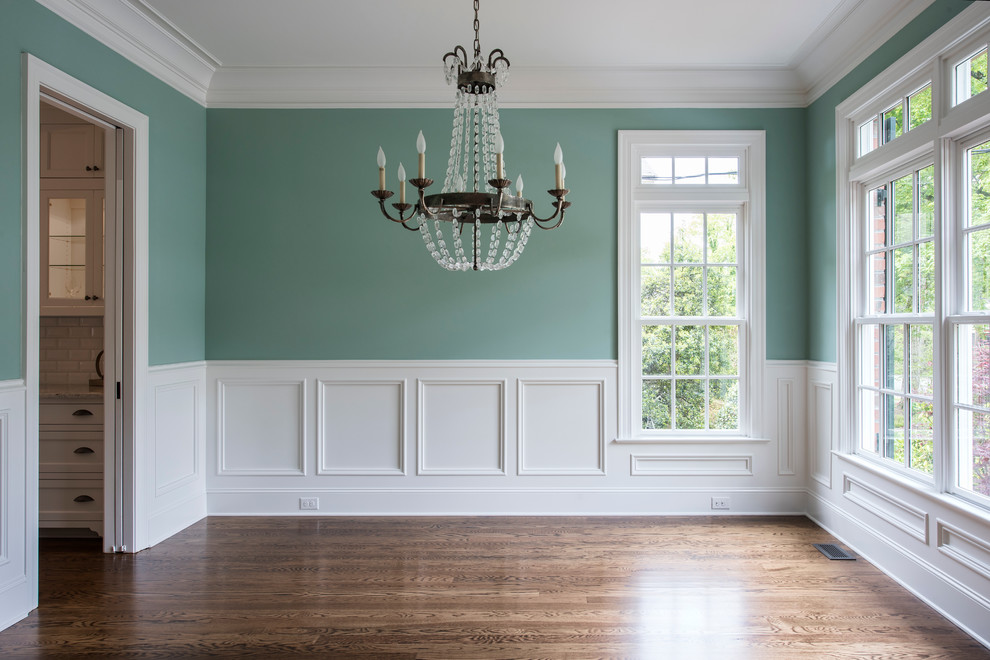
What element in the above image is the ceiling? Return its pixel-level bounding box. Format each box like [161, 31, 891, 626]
[143, 0, 849, 69]
[38, 0, 938, 107]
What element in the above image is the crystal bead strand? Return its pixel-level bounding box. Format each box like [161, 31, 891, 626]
[497, 218, 519, 267]
[485, 219, 501, 266]
[419, 216, 443, 266]
[502, 218, 534, 266]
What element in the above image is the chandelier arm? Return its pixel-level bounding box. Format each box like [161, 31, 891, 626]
[443, 45, 468, 72]
[532, 206, 566, 231]
[487, 49, 509, 70]
[411, 179, 438, 220]
[526, 189, 570, 228]
[372, 193, 423, 228]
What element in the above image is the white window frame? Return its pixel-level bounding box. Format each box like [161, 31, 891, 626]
[617, 130, 766, 442]
[837, 2, 990, 510]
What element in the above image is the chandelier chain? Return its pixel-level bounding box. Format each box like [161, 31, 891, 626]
[473, 0, 481, 61]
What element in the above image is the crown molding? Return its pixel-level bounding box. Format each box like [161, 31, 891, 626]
[33, 0, 942, 109]
[207, 65, 807, 109]
[33, 0, 218, 105]
[795, 0, 935, 105]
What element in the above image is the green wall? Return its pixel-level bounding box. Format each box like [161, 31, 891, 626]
[0, 1, 206, 379]
[206, 108, 806, 360]
[805, 0, 970, 362]
[10, 0, 967, 370]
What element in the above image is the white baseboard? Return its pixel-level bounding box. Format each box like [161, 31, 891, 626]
[207, 486, 808, 516]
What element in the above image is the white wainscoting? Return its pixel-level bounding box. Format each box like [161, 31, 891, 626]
[805, 361, 990, 648]
[205, 360, 806, 515]
[217, 378, 306, 476]
[517, 379, 605, 476]
[418, 379, 506, 476]
[808, 366, 836, 488]
[0, 381, 32, 631]
[145, 363, 207, 547]
[318, 380, 405, 476]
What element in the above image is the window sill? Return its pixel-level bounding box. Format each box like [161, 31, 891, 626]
[614, 435, 771, 444]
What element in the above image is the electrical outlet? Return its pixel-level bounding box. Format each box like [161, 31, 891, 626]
[299, 497, 319, 511]
[711, 496, 731, 510]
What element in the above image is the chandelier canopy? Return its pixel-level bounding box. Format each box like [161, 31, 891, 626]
[371, 0, 570, 271]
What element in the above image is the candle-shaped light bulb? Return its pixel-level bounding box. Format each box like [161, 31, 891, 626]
[416, 130, 426, 179]
[516, 174, 524, 196]
[377, 147, 386, 191]
[495, 132, 505, 180]
[561, 163, 567, 188]
[554, 143, 563, 189]
[398, 162, 406, 204]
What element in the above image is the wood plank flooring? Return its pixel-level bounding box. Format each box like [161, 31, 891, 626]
[0, 516, 987, 658]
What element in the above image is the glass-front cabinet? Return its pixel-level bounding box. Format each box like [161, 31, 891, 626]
[41, 188, 104, 315]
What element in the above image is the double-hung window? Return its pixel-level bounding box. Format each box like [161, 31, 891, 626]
[618, 131, 765, 441]
[839, 6, 990, 508]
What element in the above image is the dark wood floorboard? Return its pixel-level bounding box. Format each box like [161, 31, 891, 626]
[0, 516, 986, 658]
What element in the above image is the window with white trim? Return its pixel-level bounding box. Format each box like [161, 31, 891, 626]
[839, 5, 990, 508]
[618, 131, 765, 441]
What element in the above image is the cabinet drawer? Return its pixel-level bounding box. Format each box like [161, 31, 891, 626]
[40, 435, 103, 473]
[40, 403, 104, 426]
[39, 479, 103, 521]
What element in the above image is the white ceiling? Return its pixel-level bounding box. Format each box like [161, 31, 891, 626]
[142, 0, 848, 69]
[38, 0, 938, 107]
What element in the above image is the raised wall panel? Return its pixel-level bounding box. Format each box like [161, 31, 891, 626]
[218, 380, 305, 475]
[631, 454, 754, 476]
[937, 520, 990, 583]
[842, 474, 928, 544]
[518, 380, 605, 475]
[418, 380, 505, 475]
[318, 380, 404, 475]
[777, 378, 796, 475]
[154, 380, 199, 494]
[809, 379, 834, 487]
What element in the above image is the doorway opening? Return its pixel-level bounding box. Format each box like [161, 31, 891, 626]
[37, 94, 124, 552]
[24, 54, 151, 562]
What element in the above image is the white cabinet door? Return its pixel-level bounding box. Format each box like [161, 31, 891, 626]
[40, 124, 103, 177]
[40, 189, 104, 315]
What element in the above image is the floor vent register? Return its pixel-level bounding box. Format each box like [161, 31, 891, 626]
[813, 543, 856, 560]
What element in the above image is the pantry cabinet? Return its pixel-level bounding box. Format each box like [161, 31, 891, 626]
[40, 123, 104, 177]
[40, 188, 104, 315]
[39, 402, 104, 536]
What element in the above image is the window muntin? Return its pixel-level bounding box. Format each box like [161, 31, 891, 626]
[967, 139, 990, 311]
[857, 163, 936, 477]
[640, 210, 741, 431]
[954, 46, 988, 107]
[956, 324, 990, 498]
[641, 156, 740, 186]
[857, 83, 933, 157]
[956, 138, 990, 501]
[865, 166, 936, 317]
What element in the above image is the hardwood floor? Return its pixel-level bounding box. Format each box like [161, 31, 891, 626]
[0, 516, 986, 658]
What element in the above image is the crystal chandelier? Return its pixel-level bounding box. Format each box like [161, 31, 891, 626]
[371, 0, 570, 271]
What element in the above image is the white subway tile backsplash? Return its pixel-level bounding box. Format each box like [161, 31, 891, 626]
[40, 316, 103, 388]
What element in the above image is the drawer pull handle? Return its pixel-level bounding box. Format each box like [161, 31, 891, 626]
[73, 495, 95, 503]
[72, 409, 94, 417]
[73, 447, 95, 454]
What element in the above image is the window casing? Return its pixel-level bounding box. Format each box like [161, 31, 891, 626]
[618, 131, 765, 442]
[839, 4, 990, 510]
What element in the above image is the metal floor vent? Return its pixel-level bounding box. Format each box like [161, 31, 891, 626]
[813, 543, 856, 560]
